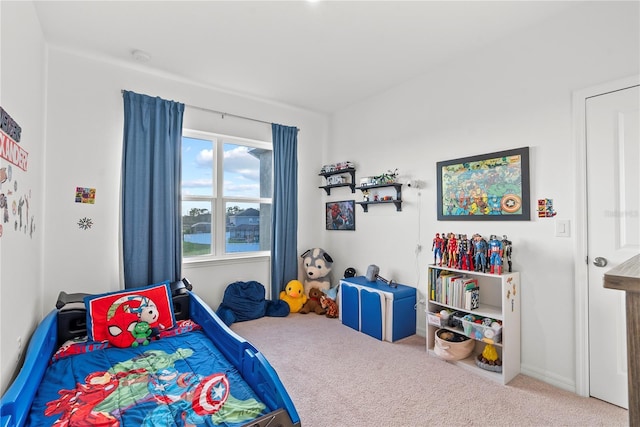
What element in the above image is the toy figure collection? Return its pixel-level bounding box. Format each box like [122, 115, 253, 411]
[432, 232, 513, 274]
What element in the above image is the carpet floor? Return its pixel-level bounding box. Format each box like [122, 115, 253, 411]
[231, 313, 628, 427]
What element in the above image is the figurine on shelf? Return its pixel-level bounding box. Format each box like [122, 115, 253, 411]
[373, 168, 398, 185]
[447, 232, 458, 268]
[467, 234, 476, 271]
[488, 234, 503, 275]
[441, 232, 449, 267]
[432, 233, 445, 266]
[502, 235, 513, 272]
[457, 234, 474, 271]
[472, 233, 488, 273]
[362, 190, 370, 202]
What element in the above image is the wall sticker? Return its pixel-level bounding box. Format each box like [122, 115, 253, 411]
[75, 187, 96, 204]
[0, 106, 36, 239]
[78, 217, 94, 230]
[537, 198, 557, 218]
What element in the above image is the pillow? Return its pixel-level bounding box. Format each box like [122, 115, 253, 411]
[84, 281, 176, 348]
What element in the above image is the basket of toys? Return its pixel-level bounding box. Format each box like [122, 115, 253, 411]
[434, 329, 474, 361]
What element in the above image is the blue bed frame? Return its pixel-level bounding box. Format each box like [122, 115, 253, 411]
[0, 290, 300, 427]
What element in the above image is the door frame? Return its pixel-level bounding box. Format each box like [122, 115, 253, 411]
[572, 74, 640, 397]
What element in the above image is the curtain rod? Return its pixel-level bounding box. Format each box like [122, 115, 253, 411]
[121, 90, 298, 131]
[186, 104, 272, 126]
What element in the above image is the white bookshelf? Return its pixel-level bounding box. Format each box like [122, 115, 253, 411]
[426, 264, 521, 384]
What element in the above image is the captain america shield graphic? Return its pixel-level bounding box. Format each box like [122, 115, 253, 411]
[192, 373, 230, 415]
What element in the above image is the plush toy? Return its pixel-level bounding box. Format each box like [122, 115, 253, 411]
[105, 296, 163, 348]
[299, 287, 327, 315]
[320, 295, 338, 318]
[131, 321, 152, 347]
[279, 280, 308, 313]
[301, 248, 334, 297]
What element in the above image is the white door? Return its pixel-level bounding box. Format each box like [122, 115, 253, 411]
[586, 85, 639, 408]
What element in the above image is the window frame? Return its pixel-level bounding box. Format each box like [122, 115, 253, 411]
[182, 128, 272, 263]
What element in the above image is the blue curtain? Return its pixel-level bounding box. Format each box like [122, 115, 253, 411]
[122, 91, 184, 289]
[271, 124, 298, 300]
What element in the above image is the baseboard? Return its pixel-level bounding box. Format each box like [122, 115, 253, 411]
[416, 326, 426, 337]
[520, 363, 576, 393]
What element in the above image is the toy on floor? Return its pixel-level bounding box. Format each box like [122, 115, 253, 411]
[320, 295, 338, 318]
[279, 280, 308, 313]
[300, 248, 334, 297]
[299, 287, 326, 315]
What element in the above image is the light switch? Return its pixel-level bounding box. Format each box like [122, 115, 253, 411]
[555, 219, 570, 237]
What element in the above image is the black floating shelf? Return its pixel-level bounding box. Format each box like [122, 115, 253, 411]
[319, 168, 356, 195]
[319, 183, 356, 195]
[356, 199, 402, 212]
[355, 183, 403, 212]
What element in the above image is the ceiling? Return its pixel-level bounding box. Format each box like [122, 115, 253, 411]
[33, 1, 579, 114]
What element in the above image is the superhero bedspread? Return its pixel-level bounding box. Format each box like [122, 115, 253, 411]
[0, 281, 300, 427]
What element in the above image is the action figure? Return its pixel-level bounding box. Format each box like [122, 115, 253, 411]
[502, 234, 513, 272]
[441, 232, 449, 267]
[472, 233, 488, 273]
[457, 234, 473, 271]
[447, 233, 458, 268]
[467, 234, 475, 271]
[488, 235, 503, 275]
[432, 233, 444, 266]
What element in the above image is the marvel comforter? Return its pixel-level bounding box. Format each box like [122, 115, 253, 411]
[0, 291, 299, 427]
[31, 326, 266, 426]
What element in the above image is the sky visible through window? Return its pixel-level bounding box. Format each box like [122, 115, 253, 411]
[181, 136, 260, 214]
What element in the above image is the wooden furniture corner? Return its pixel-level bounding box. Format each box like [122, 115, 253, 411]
[604, 254, 639, 426]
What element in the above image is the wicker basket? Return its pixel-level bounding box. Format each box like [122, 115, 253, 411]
[434, 329, 474, 361]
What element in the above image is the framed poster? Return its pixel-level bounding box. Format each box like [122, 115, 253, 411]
[436, 147, 530, 221]
[326, 200, 356, 230]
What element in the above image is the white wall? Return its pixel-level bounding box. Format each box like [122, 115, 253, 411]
[2, 0, 637, 398]
[41, 47, 328, 312]
[325, 1, 639, 391]
[0, 1, 46, 393]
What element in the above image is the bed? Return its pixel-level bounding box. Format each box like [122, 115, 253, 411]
[0, 280, 300, 427]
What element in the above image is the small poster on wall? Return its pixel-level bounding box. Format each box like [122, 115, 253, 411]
[326, 200, 355, 230]
[75, 187, 96, 204]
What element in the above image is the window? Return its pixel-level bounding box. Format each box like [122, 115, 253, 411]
[181, 129, 272, 259]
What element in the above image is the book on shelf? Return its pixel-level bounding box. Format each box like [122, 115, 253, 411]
[429, 267, 479, 310]
[442, 273, 462, 306]
[464, 281, 479, 310]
